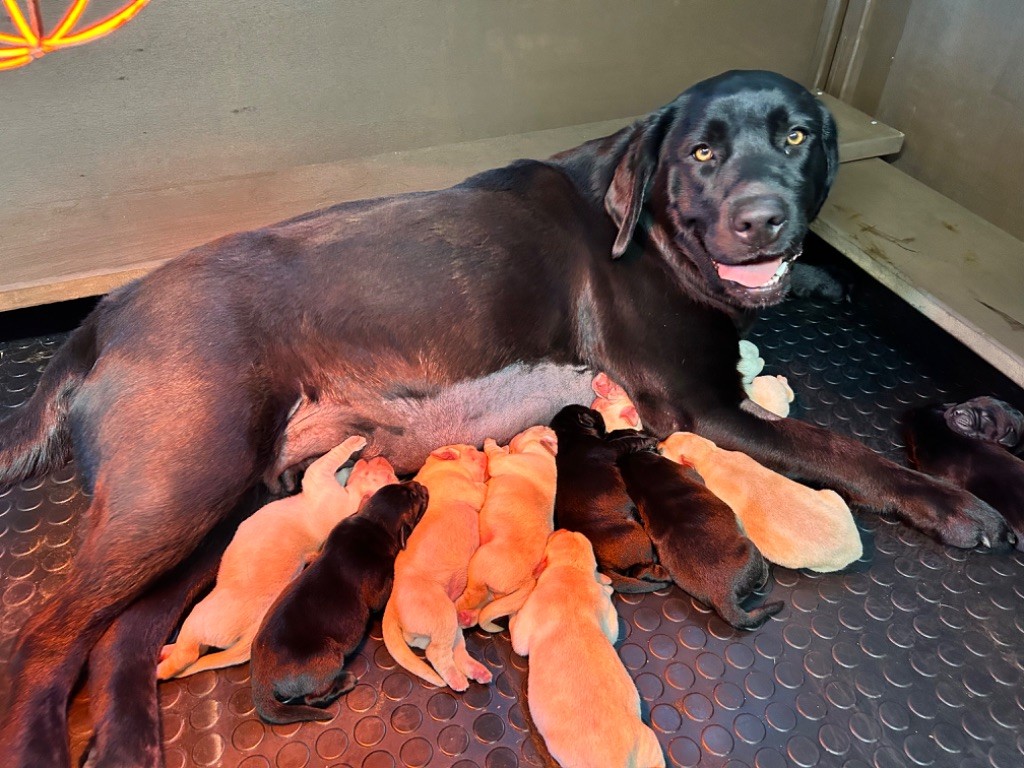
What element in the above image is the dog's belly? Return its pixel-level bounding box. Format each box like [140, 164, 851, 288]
[275, 362, 594, 479]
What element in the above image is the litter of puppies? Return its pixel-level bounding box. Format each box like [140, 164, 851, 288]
[137, 374, 864, 766]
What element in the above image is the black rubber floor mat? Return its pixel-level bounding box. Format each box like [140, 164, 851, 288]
[1, 272, 1023, 768]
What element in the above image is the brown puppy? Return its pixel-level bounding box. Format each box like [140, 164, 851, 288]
[456, 426, 558, 632]
[382, 444, 492, 690]
[157, 440, 398, 678]
[549, 405, 670, 592]
[510, 530, 665, 768]
[616, 446, 783, 630]
[906, 404, 1024, 550]
[943, 396, 1024, 450]
[251, 482, 428, 724]
[660, 432, 861, 573]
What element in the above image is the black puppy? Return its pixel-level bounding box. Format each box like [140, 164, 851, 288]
[906, 404, 1024, 550]
[943, 396, 1024, 452]
[549, 405, 670, 592]
[616, 446, 784, 629]
[250, 481, 428, 724]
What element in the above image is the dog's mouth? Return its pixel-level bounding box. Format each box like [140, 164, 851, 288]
[711, 246, 802, 305]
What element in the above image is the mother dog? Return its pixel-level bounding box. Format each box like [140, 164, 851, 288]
[0, 70, 1012, 765]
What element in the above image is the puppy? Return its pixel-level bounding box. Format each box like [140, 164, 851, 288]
[591, 372, 643, 431]
[382, 444, 492, 690]
[510, 530, 665, 768]
[616, 446, 783, 629]
[660, 432, 861, 572]
[251, 482, 428, 723]
[157, 438, 398, 678]
[943, 396, 1024, 451]
[550, 405, 670, 592]
[456, 426, 558, 632]
[906, 404, 1024, 549]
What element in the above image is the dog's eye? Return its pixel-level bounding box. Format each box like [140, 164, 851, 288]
[786, 129, 807, 146]
[692, 144, 714, 162]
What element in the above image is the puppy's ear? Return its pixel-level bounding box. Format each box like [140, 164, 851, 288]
[605, 107, 673, 259]
[539, 434, 558, 457]
[430, 446, 460, 461]
[810, 100, 840, 219]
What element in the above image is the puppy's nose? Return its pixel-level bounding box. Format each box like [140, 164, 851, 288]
[730, 195, 787, 247]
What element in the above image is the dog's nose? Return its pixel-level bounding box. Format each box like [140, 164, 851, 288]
[730, 195, 787, 247]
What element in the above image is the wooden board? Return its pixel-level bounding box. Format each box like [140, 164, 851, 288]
[812, 158, 1024, 387]
[0, 98, 902, 312]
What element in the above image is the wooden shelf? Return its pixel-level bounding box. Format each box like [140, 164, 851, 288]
[0, 94, 901, 312]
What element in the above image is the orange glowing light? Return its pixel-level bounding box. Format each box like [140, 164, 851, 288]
[0, 0, 149, 70]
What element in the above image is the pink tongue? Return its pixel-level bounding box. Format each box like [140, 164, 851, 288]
[716, 258, 783, 288]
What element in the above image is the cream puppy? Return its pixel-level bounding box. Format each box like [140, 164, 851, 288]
[659, 432, 861, 572]
[383, 444, 491, 690]
[510, 531, 665, 768]
[456, 426, 558, 632]
[157, 438, 397, 678]
[591, 372, 643, 431]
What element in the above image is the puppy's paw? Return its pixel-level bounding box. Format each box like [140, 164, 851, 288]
[466, 661, 493, 685]
[457, 610, 478, 629]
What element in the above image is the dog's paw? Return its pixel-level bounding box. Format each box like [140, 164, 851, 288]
[457, 610, 478, 629]
[901, 480, 1015, 551]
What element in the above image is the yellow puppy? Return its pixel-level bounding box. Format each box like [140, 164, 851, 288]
[510, 531, 665, 768]
[456, 426, 558, 632]
[157, 438, 397, 678]
[590, 372, 643, 431]
[659, 432, 861, 572]
[382, 444, 491, 690]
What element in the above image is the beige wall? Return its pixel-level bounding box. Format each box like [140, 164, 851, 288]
[1, 1, 827, 212]
[874, 0, 1024, 240]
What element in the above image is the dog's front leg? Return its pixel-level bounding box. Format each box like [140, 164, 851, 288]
[690, 405, 1014, 550]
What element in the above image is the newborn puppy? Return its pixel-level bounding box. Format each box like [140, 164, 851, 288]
[944, 396, 1024, 450]
[591, 372, 643, 431]
[616, 447, 783, 629]
[550, 405, 670, 592]
[157, 438, 398, 678]
[510, 531, 665, 768]
[660, 432, 861, 573]
[456, 426, 558, 632]
[906, 404, 1023, 549]
[383, 444, 492, 690]
[251, 482, 428, 724]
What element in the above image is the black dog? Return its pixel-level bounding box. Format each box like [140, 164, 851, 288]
[549, 405, 670, 592]
[250, 481, 427, 724]
[81, 495, 254, 768]
[0, 70, 1011, 766]
[943, 396, 1023, 452]
[617, 447, 784, 629]
[906, 404, 1024, 550]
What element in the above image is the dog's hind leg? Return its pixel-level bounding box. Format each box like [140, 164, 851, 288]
[452, 632, 492, 685]
[0, 395, 263, 767]
[173, 638, 253, 676]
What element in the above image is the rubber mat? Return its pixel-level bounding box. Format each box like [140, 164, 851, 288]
[2, 267, 1023, 768]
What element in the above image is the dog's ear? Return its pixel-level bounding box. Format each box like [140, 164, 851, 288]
[539, 433, 558, 457]
[430, 446, 460, 461]
[605, 108, 673, 259]
[810, 99, 840, 219]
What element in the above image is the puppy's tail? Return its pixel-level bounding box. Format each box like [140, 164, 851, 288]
[477, 582, 534, 633]
[0, 314, 97, 489]
[382, 599, 446, 688]
[721, 599, 785, 631]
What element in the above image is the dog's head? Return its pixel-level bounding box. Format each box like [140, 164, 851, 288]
[390, 480, 429, 548]
[606, 70, 839, 309]
[508, 425, 558, 457]
[944, 397, 1024, 448]
[425, 443, 489, 482]
[549, 404, 605, 439]
[543, 530, 599, 574]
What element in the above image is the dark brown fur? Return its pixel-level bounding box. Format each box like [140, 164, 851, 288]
[549, 405, 670, 592]
[617, 448, 783, 629]
[250, 482, 427, 724]
[0, 71, 1011, 767]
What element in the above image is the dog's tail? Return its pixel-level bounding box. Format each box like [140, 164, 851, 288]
[607, 563, 672, 594]
[0, 314, 98, 489]
[477, 582, 534, 633]
[382, 598, 446, 688]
